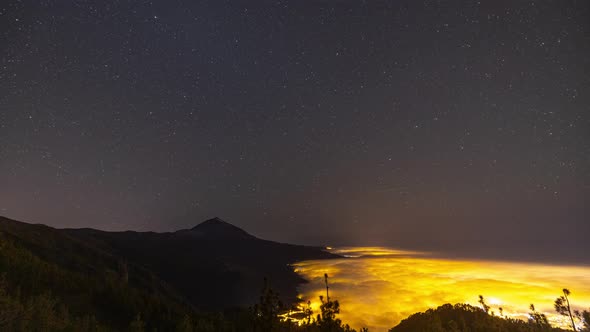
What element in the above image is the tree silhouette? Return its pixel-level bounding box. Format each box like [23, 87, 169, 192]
[304, 300, 313, 326]
[529, 304, 551, 329]
[555, 288, 577, 331]
[390, 303, 567, 332]
[582, 310, 590, 331]
[316, 273, 343, 332]
[253, 278, 283, 332]
[478, 295, 490, 314]
[325, 273, 330, 301]
[317, 295, 342, 331]
[574, 309, 590, 332]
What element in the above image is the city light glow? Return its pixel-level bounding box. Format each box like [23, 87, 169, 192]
[293, 247, 590, 332]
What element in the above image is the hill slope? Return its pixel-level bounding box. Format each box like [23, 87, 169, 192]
[0, 216, 336, 311]
[0, 216, 192, 331]
[390, 303, 568, 332]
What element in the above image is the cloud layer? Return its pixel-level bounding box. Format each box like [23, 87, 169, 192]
[294, 247, 590, 332]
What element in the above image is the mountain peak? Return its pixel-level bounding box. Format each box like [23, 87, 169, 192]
[195, 217, 226, 225]
[189, 217, 255, 239]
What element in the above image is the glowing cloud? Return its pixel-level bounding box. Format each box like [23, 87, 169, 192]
[294, 247, 590, 332]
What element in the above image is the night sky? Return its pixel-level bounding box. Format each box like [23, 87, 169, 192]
[2, 1, 589, 261]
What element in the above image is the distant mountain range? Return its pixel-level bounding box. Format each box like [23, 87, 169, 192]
[0, 215, 337, 312]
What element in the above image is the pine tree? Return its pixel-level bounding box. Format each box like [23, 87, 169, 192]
[253, 278, 282, 332]
[478, 295, 490, 314]
[555, 288, 577, 331]
[529, 304, 551, 329]
[317, 274, 343, 332]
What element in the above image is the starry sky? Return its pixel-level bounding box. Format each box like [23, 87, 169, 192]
[1, 1, 589, 261]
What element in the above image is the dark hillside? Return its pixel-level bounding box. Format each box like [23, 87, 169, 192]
[390, 303, 568, 332]
[64, 217, 338, 308]
[0, 216, 338, 311]
[0, 216, 191, 330]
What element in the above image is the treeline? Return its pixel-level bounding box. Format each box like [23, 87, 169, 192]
[390, 290, 590, 332]
[1, 230, 589, 331]
[391, 303, 565, 332]
[0, 230, 191, 331]
[0, 230, 362, 331]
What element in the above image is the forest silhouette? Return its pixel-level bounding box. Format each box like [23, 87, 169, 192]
[0, 217, 589, 331]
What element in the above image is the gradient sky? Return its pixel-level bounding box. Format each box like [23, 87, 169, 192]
[1, 1, 588, 261]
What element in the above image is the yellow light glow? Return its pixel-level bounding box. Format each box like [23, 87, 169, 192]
[294, 247, 590, 332]
[488, 297, 502, 305]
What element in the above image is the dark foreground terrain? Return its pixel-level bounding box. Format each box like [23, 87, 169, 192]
[0, 216, 586, 331]
[0, 216, 337, 330]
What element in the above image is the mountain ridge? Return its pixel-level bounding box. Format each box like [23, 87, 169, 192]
[0, 215, 338, 311]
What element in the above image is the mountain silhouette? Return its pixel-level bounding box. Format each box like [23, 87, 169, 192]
[186, 217, 257, 240]
[0, 215, 338, 310]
